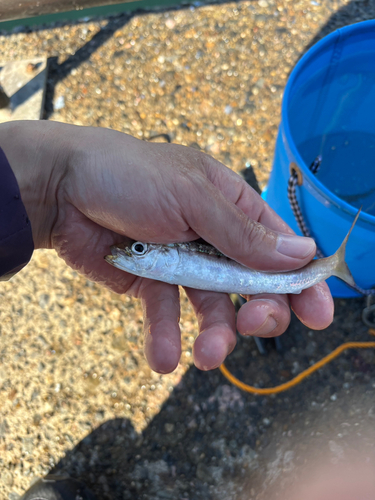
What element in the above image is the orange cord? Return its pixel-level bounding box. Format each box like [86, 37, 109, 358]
[219, 329, 375, 395]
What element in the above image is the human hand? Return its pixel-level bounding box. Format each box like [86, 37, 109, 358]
[1, 121, 333, 373]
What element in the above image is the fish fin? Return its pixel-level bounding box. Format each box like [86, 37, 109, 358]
[332, 260, 355, 287]
[331, 208, 361, 287]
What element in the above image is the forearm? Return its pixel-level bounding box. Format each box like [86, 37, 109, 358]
[0, 121, 72, 249]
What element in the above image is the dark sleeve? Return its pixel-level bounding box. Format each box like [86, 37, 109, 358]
[0, 147, 34, 281]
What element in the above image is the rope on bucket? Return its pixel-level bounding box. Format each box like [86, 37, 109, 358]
[288, 156, 324, 258]
[287, 156, 375, 306]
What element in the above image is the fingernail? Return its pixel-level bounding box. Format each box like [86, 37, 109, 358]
[276, 234, 316, 259]
[252, 315, 278, 337]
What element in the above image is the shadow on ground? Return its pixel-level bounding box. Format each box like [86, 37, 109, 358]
[46, 295, 375, 500]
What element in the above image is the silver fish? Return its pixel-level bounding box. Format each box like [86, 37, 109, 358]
[105, 211, 360, 295]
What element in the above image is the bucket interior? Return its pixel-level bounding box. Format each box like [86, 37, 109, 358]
[286, 24, 375, 218]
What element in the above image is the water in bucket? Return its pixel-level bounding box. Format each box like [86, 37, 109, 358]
[299, 131, 375, 216]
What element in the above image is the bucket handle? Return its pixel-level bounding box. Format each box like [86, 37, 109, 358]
[287, 157, 375, 310]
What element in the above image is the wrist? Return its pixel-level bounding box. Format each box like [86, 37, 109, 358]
[0, 121, 70, 249]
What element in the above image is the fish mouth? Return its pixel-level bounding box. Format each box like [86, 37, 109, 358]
[104, 254, 116, 265]
[105, 244, 133, 267]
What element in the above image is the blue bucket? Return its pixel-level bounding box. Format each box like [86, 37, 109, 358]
[264, 20, 375, 298]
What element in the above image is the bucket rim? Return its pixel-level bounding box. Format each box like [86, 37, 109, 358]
[281, 19, 375, 226]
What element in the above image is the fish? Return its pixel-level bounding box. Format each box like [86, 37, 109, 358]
[104, 210, 361, 295]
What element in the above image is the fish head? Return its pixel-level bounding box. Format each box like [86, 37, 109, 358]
[105, 242, 179, 279]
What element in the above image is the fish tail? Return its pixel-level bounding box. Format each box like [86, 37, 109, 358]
[331, 208, 361, 287]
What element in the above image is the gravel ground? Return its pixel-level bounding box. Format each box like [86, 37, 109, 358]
[1, 1, 375, 498]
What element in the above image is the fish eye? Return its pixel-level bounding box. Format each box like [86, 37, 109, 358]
[131, 242, 147, 255]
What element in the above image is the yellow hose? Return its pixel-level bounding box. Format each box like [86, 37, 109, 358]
[219, 330, 375, 395]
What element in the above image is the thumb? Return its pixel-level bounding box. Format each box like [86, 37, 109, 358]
[180, 175, 316, 272]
